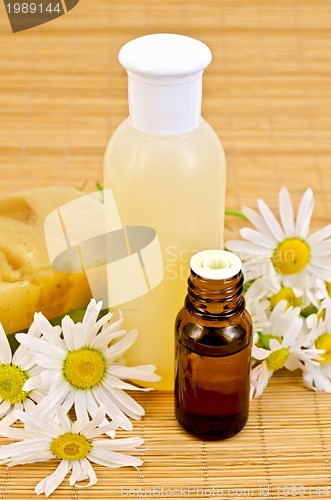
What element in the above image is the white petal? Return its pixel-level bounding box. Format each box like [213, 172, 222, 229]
[56, 406, 71, 433]
[75, 458, 97, 488]
[0, 401, 11, 418]
[100, 315, 125, 336]
[257, 198, 285, 241]
[33, 381, 69, 419]
[33, 313, 64, 350]
[311, 240, 331, 257]
[61, 390, 76, 414]
[85, 312, 114, 343]
[39, 369, 62, 387]
[72, 323, 86, 350]
[92, 386, 133, 431]
[0, 426, 36, 440]
[269, 338, 282, 351]
[284, 355, 302, 371]
[26, 320, 42, 338]
[61, 315, 76, 351]
[69, 460, 85, 485]
[77, 404, 106, 434]
[81, 391, 119, 437]
[306, 313, 319, 330]
[92, 437, 144, 452]
[0, 410, 19, 428]
[88, 449, 142, 468]
[243, 267, 265, 282]
[14, 410, 61, 437]
[104, 330, 139, 361]
[74, 391, 88, 420]
[103, 385, 144, 418]
[252, 362, 271, 398]
[82, 300, 103, 343]
[252, 346, 270, 361]
[86, 420, 121, 439]
[23, 375, 42, 392]
[242, 206, 277, 242]
[295, 188, 314, 239]
[269, 301, 287, 331]
[308, 224, 331, 245]
[226, 240, 269, 257]
[0, 324, 12, 364]
[23, 398, 36, 413]
[282, 317, 303, 348]
[308, 261, 331, 282]
[35, 460, 72, 497]
[91, 329, 127, 351]
[72, 404, 105, 435]
[8, 451, 53, 467]
[12, 348, 35, 371]
[16, 334, 65, 357]
[240, 228, 274, 249]
[84, 390, 99, 417]
[279, 187, 295, 237]
[34, 353, 63, 370]
[108, 365, 161, 383]
[0, 437, 51, 459]
[83, 299, 100, 326]
[104, 374, 152, 392]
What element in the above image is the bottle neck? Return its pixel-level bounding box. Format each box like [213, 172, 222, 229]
[127, 71, 203, 136]
[185, 270, 245, 318]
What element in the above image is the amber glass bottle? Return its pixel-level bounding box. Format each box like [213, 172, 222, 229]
[175, 250, 252, 440]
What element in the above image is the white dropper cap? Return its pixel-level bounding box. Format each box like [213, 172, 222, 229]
[190, 250, 242, 280]
[118, 33, 212, 136]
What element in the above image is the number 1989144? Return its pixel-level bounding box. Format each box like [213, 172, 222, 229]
[6, 3, 62, 14]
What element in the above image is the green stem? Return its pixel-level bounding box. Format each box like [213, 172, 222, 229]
[257, 331, 271, 350]
[225, 209, 248, 221]
[96, 182, 104, 202]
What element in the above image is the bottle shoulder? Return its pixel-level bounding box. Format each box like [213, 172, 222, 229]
[105, 118, 225, 151]
[175, 306, 252, 357]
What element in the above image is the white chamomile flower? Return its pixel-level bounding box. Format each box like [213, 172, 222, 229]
[302, 363, 331, 392]
[307, 278, 331, 316]
[246, 276, 306, 313]
[0, 405, 143, 497]
[16, 299, 161, 432]
[0, 321, 45, 427]
[300, 311, 331, 393]
[250, 301, 321, 398]
[245, 293, 269, 342]
[227, 187, 331, 293]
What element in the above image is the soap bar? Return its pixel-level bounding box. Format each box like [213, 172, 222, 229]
[0, 186, 92, 334]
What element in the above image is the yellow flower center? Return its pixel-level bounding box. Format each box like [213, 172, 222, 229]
[326, 282, 331, 299]
[269, 287, 302, 311]
[63, 347, 106, 389]
[315, 333, 331, 365]
[51, 433, 91, 461]
[265, 348, 289, 371]
[272, 238, 310, 275]
[0, 365, 30, 404]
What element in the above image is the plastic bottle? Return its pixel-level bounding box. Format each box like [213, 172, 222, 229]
[104, 34, 226, 390]
[175, 250, 252, 439]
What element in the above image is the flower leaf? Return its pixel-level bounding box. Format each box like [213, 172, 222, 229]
[96, 182, 104, 202]
[257, 331, 271, 350]
[225, 209, 248, 221]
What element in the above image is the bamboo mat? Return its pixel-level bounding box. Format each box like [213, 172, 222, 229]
[1, 0, 331, 498]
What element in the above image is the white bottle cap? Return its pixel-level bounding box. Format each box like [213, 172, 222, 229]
[118, 33, 212, 136]
[190, 250, 242, 280]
